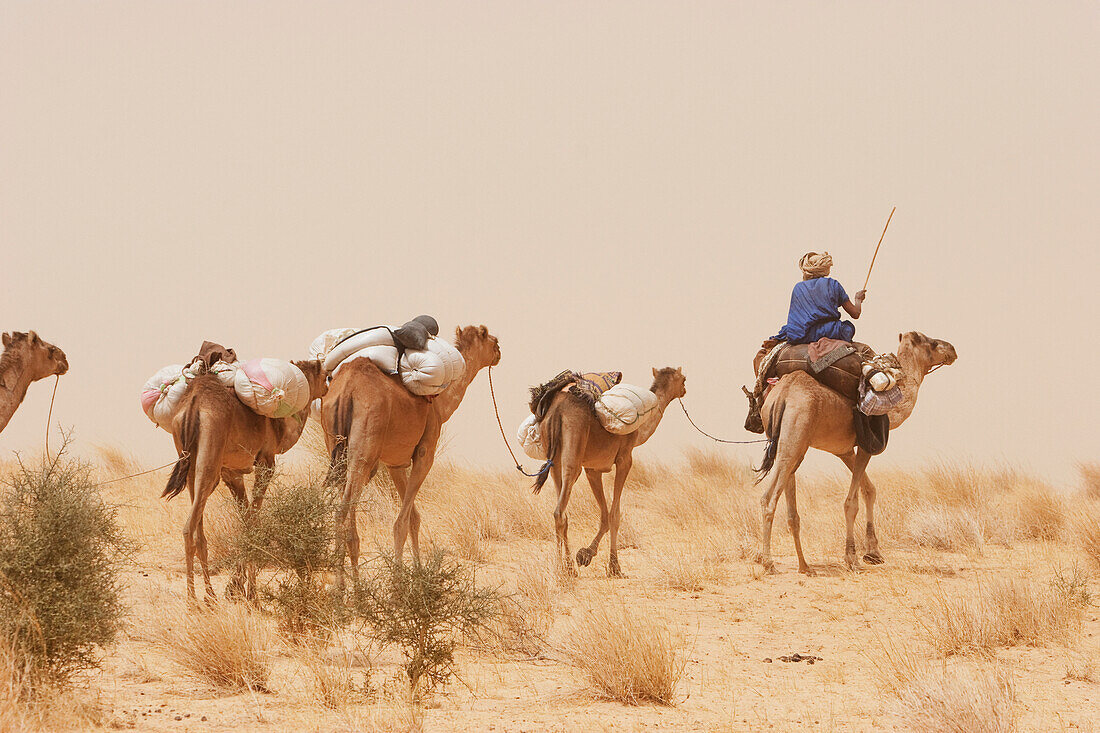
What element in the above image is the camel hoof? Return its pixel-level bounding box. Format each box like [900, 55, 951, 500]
[798, 566, 816, 576]
[608, 561, 624, 578]
[576, 547, 595, 567]
[560, 563, 579, 578]
[762, 561, 779, 576]
[863, 552, 885, 565]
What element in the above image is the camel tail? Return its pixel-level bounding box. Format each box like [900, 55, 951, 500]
[163, 413, 198, 500]
[531, 411, 559, 494]
[324, 398, 353, 488]
[754, 401, 784, 483]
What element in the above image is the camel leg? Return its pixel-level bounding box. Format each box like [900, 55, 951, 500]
[842, 451, 872, 570]
[606, 452, 632, 578]
[758, 418, 810, 574]
[576, 469, 609, 568]
[222, 471, 249, 601]
[784, 477, 813, 575]
[758, 467, 790, 574]
[837, 450, 884, 564]
[552, 462, 582, 577]
[388, 465, 424, 561]
[395, 423, 440, 563]
[335, 426, 379, 590]
[250, 456, 276, 511]
[183, 443, 221, 603]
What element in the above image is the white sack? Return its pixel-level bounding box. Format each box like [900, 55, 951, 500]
[141, 364, 188, 430]
[399, 337, 466, 396]
[323, 327, 397, 373]
[594, 383, 659, 435]
[209, 360, 239, 389]
[234, 358, 310, 419]
[516, 413, 547, 459]
[334, 344, 400, 377]
[309, 328, 357, 361]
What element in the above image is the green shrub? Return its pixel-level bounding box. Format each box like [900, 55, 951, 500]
[353, 550, 499, 692]
[229, 475, 340, 639]
[0, 452, 125, 688]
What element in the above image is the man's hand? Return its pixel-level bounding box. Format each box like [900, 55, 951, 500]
[853, 289, 867, 305]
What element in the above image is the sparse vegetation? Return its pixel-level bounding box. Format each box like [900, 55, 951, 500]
[151, 604, 275, 692]
[920, 574, 1087, 656]
[353, 550, 500, 692]
[0, 452, 125, 689]
[561, 594, 684, 705]
[894, 664, 1017, 733]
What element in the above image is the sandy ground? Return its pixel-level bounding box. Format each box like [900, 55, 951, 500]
[10, 447, 1100, 732]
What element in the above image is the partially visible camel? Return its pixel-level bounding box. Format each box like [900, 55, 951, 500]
[0, 331, 69, 436]
[163, 359, 327, 602]
[323, 325, 501, 587]
[756, 331, 957, 574]
[533, 367, 687, 577]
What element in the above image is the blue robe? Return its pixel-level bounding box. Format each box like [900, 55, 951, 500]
[772, 277, 855, 344]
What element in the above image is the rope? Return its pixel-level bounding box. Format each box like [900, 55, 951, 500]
[487, 366, 550, 478]
[91, 452, 189, 488]
[44, 374, 58, 462]
[678, 398, 768, 445]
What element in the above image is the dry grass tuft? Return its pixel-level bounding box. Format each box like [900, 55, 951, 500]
[296, 647, 372, 710]
[488, 554, 560, 656]
[905, 506, 984, 553]
[1014, 486, 1065, 542]
[1072, 501, 1100, 570]
[920, 574, 1086, 656]
[562, 594, 684, 705]
[894, 664, 1017, 733]
[653, 542, 729, 592]
[151, 605, 275, 692]
[1080, 463, 1100, 499]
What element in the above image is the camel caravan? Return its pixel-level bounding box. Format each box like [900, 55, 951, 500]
[1, 245, 954, 601]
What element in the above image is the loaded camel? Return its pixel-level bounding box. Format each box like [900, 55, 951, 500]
[323, 325, 501, 587]
[533, 367, 687, 577]
[0, 331, 69, 436]
[756, 331, 956, 574]
[162, 359, 327, 602]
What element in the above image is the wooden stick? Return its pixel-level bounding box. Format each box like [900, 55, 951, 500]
[863, 206, 895, 291]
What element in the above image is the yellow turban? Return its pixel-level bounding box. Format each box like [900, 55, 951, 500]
[799, 251, 833, 279]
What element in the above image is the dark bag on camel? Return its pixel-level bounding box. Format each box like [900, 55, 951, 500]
[852, 409, 889, 455]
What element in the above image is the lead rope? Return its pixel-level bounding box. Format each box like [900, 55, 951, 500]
[44, 375, 59, 462]
[91, 453, 190, 488]
[678, 398, 768, 445]
[487, 366, 550, 478]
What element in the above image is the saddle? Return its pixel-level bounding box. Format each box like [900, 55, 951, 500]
[529, 370, 623, 420]
[754, 339, 874, 401]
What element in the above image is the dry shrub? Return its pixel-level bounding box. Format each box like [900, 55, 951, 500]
[1080, 463, 1100, 499]
[152, 605, 275, 692]
[894, 664, 1017, 733]
[353, 550, 499, 692]
[1014, 487, 1065, 542]
[0, 452, 126, 688]
[561, 595, 684, 705]
[921, 575, 1086, 656]
[1073, 502, 1100, 570]
[905, 507, 984, 553]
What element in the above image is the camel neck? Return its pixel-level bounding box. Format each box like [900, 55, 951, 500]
[0, 355, 35, 434]
[433, 355, 483, 424]
[888, 348, 930, 428]
[634, 389, 676, 445]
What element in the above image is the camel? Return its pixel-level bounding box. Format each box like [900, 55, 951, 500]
[755, 331, 957, 574]
[0, 331, 69, 436]
[532, 367, 687, 577]
[323, 325, 501, 587]
[162, 359, 327, 602]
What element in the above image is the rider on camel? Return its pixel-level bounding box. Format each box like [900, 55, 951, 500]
[772, 252, 866, 345]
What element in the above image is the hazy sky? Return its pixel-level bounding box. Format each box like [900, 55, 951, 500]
[1, 2, 1096, 484]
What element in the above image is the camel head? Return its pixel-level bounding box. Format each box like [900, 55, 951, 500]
[454, 325, 502, 369]
[293, 358, 329, 401]
[1, 331, 68, 383]
[897, 332, 957, 376]
[650, 367, 687, 400]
